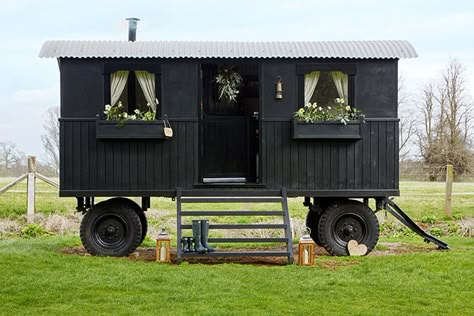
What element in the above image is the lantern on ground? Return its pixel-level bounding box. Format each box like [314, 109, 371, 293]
[298, 228, 315, 266]
[156, 228, 171, 263]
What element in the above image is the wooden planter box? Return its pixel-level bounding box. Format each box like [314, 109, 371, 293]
[292, 118, 362, 140]
[96, 117, 167, 139]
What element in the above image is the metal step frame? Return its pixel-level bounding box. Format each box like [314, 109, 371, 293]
[176, 187, 294, 264]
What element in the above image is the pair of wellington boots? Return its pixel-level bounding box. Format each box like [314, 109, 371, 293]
[192, 220, 215, 253]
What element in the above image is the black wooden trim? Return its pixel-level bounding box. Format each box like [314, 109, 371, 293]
[60, 189, 399, 198]
[296, 63, 356, 75]
[59, 118, 95, 122]
[104, 63, 162, 74]
[364, 118, 400, 122]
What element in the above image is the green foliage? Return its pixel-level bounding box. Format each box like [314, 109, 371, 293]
[429, 227, 444, 237]
[215, 65, 243, 103]
[20, 224, 50, 239]
[294, 98, 365, 124]
[421, 215, 438, 224]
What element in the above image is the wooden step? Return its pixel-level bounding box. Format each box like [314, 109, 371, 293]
[180, 210, 284, 216]
[180, 224, 287, 229]
[181, 251, 291, 258]
[180, 197, 282, 203]
[208, 237, 288, 243]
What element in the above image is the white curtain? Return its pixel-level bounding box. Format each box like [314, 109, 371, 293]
[304, 71, 320, 105]
[331, 71, 349, 102]
[135, 71, 158, 112]
[110, 71, 129, 106]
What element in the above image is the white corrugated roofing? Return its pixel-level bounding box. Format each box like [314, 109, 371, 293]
[39, 40, 417, 59]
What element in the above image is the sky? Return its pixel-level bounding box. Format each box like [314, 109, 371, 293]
[0, 0, 473, 161]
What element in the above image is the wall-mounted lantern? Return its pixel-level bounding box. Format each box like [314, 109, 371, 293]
[275, 76, 283, 99]
[156, 228, 171, 263]
[298, 228, 315, 266]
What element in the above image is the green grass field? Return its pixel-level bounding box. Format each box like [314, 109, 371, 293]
[0, 179, 473, 315]
[0, 236, 473, 315]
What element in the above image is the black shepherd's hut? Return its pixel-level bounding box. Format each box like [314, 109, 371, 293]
[40, 21, 431, 261]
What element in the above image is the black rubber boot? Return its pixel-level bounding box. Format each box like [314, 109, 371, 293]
[192, 220, 207, 253]
[182, 237, 189, 253]
[201, 220, 215, 252]
[188, 237, 196, 252]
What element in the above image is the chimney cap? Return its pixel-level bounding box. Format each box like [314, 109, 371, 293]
[126, 17, 140, 22]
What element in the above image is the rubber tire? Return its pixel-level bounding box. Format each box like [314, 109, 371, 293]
[318, 200, 379, 256]
[101, 198, 148, 245]
[305, 210, 322, 246]
[80, 201, 143, 256]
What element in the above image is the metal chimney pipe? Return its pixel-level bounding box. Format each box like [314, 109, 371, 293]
[126, 17, 140, 42]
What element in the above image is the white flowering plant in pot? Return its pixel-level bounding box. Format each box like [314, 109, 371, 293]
[103, 101, 157, 126]
[294, 98, 365, 125]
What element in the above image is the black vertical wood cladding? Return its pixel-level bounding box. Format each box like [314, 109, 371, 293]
[261, 120, 398, 191]
[58, 57, 400, 196]
[60, 120, 198, 193]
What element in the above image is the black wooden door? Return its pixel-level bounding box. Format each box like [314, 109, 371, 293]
[200, 64, 259, 182]
[201, 115, 249, 179]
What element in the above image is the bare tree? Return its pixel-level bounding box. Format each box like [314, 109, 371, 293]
[0, 141, 24, 175]
[398, 75, 416, 161]
[41, 107, 60, 174]
[416, 59, 473, 180]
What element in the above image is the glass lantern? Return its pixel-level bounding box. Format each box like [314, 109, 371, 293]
[156, 228, 171, 263]
[298, 228, 315, 266]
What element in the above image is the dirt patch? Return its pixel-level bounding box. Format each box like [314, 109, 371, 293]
[58, 241, 444, 267]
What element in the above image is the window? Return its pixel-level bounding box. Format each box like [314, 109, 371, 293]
[304, 70, 349, 107]
[110, 70, 158, 115]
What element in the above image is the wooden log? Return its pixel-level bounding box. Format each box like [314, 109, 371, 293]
[0, 174, 27, 195]
[27, 156, 36, 223]
[445, 164, 453, 217]
[36, 173, 59, 189]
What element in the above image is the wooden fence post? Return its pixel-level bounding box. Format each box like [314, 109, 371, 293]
[445, 164, 453, 217]
[27, 156, 36, 223]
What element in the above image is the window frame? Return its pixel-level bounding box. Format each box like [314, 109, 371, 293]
[103, 62, 162, 118]
[296, 63, 356, 108]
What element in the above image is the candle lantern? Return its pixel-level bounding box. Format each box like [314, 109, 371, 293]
[156, 228, 171, 263]
[298, 228, 315, 266]
[275, 76, 283, 99]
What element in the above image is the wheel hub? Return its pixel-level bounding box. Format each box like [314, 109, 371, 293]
[333, 213, 367, 246]
[93, 214, 128, 249]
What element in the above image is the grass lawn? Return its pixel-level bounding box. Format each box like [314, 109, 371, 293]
[0, 178, 473, 221]
[0, 235, 473, 315]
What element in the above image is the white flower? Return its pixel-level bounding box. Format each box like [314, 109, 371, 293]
[340, 98, 345, 104]
[328, 106, 331, 110]
[105, 104, 111, 111]
[118, 102, 123, 108]
[335, 98, 341, 103]
[134, 109, 141, 114]
[318, 107, 323, 111]
[123, 113, 128, 118]
[346, 106, 351, 111]
[130, 115, 137, 120]
[305, 103, 311, 108]
[312, 103, 317, 109]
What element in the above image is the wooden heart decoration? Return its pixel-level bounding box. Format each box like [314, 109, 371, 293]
[347, 240, 368, 256]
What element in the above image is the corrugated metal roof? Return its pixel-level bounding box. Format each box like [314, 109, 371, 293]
[39, 40, 417, 59]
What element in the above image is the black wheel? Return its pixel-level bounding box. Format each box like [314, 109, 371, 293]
[101, 198, 148, 245]
[318, 200, 379, 256]
[80, 201, 143, 256]
[306, 210, 322, 246]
